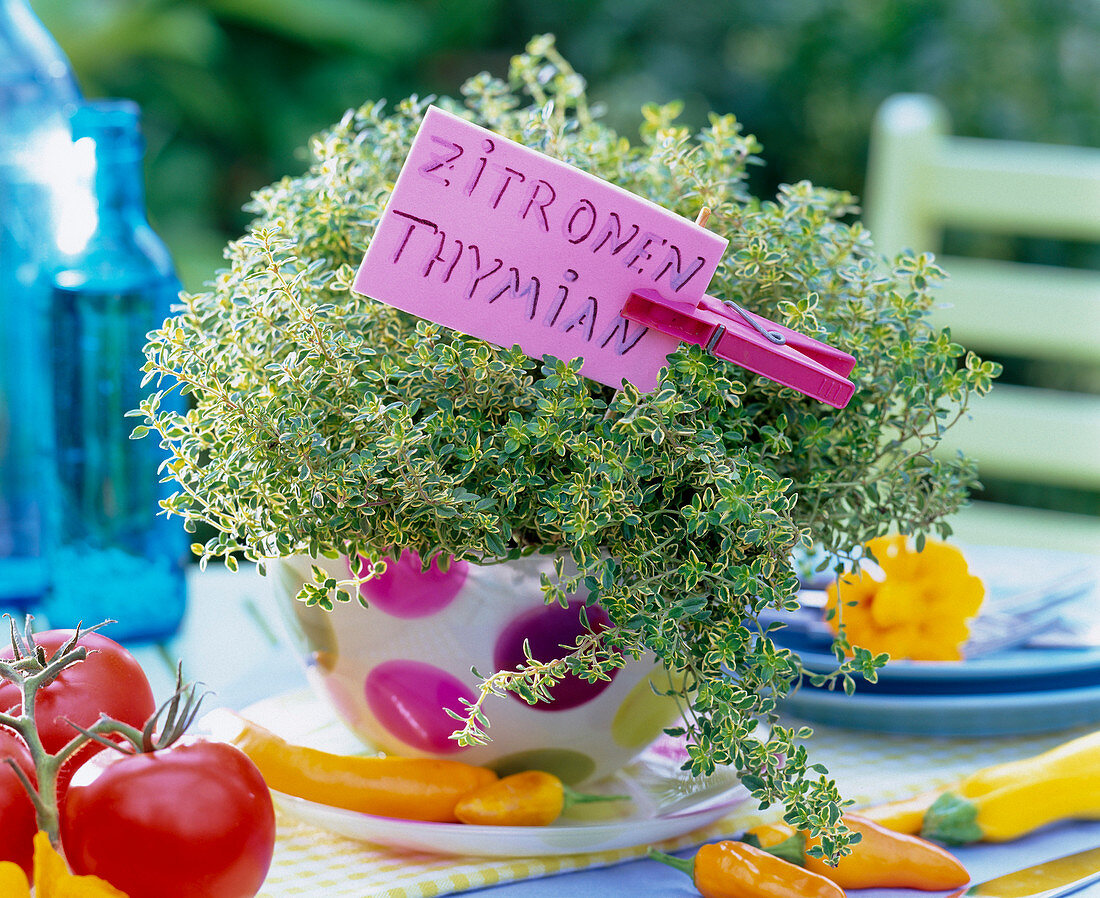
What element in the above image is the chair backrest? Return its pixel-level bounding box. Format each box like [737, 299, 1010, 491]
[864, 94, 1100, 552]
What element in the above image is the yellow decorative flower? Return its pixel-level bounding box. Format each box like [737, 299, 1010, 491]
[0, 832, 129, 898]
[0, 861, 31, 897]
[825, 535, 985, 661]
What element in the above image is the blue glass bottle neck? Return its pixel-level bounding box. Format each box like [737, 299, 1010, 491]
[57, 125, 177, 289]
[91, 147, 147, 225]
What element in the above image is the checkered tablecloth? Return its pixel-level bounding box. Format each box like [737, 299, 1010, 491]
[245, 687, 1093, 898]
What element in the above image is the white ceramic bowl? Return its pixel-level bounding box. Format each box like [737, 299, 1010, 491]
[271, 551, 682, 784]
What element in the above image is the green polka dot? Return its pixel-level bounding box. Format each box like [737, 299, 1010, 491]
[489, 748, 595, 785]
[611, 670, 684, 749]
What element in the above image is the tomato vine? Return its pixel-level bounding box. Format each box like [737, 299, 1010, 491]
[0, 618, 195, 847]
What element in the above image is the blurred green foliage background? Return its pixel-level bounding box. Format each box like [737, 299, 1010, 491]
[35, 0, 1098, 520]
[38, 0, 1098, 293]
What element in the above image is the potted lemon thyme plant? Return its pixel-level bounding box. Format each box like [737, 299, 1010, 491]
[137, 37, 996, 857]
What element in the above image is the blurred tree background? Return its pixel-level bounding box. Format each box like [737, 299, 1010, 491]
[37, 0, 1098, 291]
[36, 0, 1098, 517]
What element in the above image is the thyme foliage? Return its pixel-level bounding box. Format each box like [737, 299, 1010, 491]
[139, 37, 995, 858]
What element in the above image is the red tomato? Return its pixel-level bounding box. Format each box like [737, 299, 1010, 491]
[0, 726, 37, 876]
[62, 737, 276, 898]
[0, 629, 155, 786]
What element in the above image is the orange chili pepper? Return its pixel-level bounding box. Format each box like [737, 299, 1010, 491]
[746, 813, 969, 891]
[454, 770, 628, 826]
[650, 841, 845, 898]
[216, 712, 497, 822]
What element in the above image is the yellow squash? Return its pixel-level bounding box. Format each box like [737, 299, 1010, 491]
[922, 730, 1100, 844]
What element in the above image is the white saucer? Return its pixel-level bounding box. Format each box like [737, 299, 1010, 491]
[271, 755, 748, 857]
[212, 688, 749, 857]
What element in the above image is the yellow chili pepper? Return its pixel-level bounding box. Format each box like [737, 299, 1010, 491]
[650, 841, 845, 898]
[922, 730, 1100, 844]
[745, 814, 969, 890]
[454, 770, 628, 826]
[217, 712, 497, 822]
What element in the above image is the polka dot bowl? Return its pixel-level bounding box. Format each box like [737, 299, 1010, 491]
[271, 551, 683, 784]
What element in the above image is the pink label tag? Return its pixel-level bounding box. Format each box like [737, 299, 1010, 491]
[353, 106, 728, 391]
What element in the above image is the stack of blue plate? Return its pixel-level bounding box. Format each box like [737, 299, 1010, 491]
[775, 546, 1100, 736]
[778, 631, 1100, 737]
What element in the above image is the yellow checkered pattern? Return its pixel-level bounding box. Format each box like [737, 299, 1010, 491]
[259, 806, 779, 898]
[254, 690, 1094, 898]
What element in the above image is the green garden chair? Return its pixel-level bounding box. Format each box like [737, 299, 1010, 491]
[864, 94, 1100, 553]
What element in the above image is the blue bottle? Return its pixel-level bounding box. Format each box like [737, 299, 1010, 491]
[42, 99, 188, 641]
[0, 0, 80, 615]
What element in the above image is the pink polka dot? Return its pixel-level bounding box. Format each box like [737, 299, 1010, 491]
[493, 599, 618, 711]
[363, 660, 477, 754]
[349, 550, 468, 618]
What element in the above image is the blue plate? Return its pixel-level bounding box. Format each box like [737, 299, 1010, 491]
[780, 680, 1100, 736]
[777, 545, 1100, 732]
[776, 630, 1100, 695]
[777, 544, 1100, 695]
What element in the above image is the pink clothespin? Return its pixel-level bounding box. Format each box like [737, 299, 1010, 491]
[620, 288, 856, 408]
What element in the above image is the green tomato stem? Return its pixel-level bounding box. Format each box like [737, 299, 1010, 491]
[4, 646, 70, 845]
